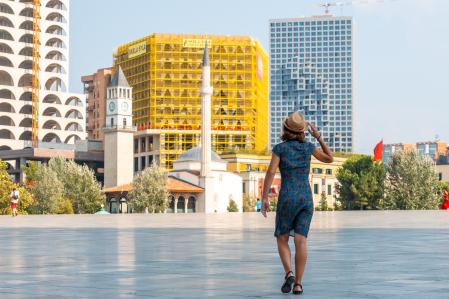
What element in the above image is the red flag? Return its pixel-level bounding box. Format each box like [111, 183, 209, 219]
[374, 140, 383, 161]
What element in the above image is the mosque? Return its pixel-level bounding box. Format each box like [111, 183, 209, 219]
[103, 43, 243, 213]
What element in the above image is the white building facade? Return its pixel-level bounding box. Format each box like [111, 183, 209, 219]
[0, 0, 86, 150]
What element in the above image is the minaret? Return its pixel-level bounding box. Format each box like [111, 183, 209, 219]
[200, 41, 213, 177]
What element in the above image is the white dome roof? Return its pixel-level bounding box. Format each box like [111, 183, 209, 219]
[177, 146, 224, 162]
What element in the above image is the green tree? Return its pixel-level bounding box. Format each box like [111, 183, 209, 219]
[29, 157, 104, 214]
[22, 161, 39, 185]
[318, 192, 328, 211]
[128, 164, 168, 213]
[29, 163, 66, 214]
[383, 150, 440, 210]
[227, 199, 239, 212]
[0, 160, 34, 215]
[336, 155, 386, 210]
[242, 195, 256, 212]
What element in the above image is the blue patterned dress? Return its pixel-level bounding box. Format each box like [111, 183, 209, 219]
[272, 140, 315, 238]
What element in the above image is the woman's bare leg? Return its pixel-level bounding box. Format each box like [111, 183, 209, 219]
[293, 234, 307, 290]
[277, 234, 292, 274]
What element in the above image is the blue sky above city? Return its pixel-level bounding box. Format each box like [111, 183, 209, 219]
[69, 0, 449, 153]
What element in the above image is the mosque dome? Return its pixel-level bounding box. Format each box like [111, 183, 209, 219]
[176, 146, 224, 163]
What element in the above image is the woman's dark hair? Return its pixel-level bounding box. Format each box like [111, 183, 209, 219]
[281, 125, 305, 142]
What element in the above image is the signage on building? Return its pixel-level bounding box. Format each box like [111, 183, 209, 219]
[128, 41, 147, 58]
[182, 39, 212, 48]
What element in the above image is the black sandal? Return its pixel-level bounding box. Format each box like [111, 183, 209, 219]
[281, 271, 295, 293]
[293, 283, 303, 295]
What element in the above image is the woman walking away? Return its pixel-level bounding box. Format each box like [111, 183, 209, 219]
[10, 187, 19, 217]
[261, 111, 333, 295]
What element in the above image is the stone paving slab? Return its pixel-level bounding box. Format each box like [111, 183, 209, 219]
[0, 212, 448, 298]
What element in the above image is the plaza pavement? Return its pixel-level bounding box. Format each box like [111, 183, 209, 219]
[0, 211, 448, 298]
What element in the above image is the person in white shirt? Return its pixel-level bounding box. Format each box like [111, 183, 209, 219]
[10, 188, 19, 217]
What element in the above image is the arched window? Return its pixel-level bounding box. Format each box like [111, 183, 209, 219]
[0, 129, 15, 140]
[19, 105, 32, 114]
[19, 131, 32, 141]
[0, 115, 14, 126]
[46, 0, 67, 11]
[0, 70, 13, 86]
[19, 47, 33, 57]
[0, 56, 13, 67]
[19, 118, 32, 128]
[0, 16, 14, 28]
[0, 102, 14, 113]
[65, 109, 82, 119]
[19, 7, 34, 17]
[45, 63, 65, 74]
[0, 3, 14, 15]
[42, 107, 61, 117]
[19, 34, 33, 44]
[43, 94, 61, 104]
[45, 77, 67, 92]
[187, 196, 196, 213]
[46, 12, 66, 23]
[166, 195, 175, 213]
[43, 120, 61, 130]
[19, 92, 32, 102]
[45, 50, 66, 61]
[45, 38, 65, 48]
[65, 134, 80, 144]
[177, 196, 185, 213]
[65, 97, 82, 106]
[46, 25, 66, 36]
[0, 89, 14, 100]
[65, 122, 82, 132]
[42, 133, 61, 143]
[18, 74, 32, 87]
[18, 60, 33, 70]
[19, 21, 33, 31]
[0, 30, 13, 41]
[0, 43, 13, 54]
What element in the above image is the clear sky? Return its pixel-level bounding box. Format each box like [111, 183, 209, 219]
[69, 0, 449, 154]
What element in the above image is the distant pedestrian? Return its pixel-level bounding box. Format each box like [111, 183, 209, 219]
[441, 190, 449, 210]
[256, 198, 262, 212]
[10, 187, 19, 217]
[261, 112, 333, 295]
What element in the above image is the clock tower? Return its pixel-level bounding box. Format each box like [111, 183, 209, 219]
[103, 66, 135, 188]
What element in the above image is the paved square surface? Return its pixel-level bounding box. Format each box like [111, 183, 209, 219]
[0, 211, 448, 298]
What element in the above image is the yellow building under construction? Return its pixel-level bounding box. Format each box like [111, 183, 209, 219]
[114, 34, 268, 169]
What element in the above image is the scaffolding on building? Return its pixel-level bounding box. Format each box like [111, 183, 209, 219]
[115, 34, 268, 169]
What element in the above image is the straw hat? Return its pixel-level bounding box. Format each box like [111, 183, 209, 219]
[283, 111, 308, 133]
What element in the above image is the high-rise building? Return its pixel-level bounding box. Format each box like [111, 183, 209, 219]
[269, 16, 355, 152]
[114, 33, 268, 170]
[81, 67, 113, 141]
[0, 0, 86, 150]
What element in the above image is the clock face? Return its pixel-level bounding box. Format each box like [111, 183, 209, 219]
[121, 102, 129, 113]
[108, 101, 116, 113]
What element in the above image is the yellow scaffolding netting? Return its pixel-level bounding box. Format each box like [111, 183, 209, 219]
[115, 34, 268, 169]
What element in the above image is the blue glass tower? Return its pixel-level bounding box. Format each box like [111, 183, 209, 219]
[269, 16, 355, 152]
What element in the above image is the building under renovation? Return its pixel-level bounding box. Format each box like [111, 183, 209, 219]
[114, 33, 268, 170]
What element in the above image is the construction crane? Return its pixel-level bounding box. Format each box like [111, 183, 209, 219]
[318, 0, 397, 15]
[31, 0, 41, 148]
[319, 1, 346, 14]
